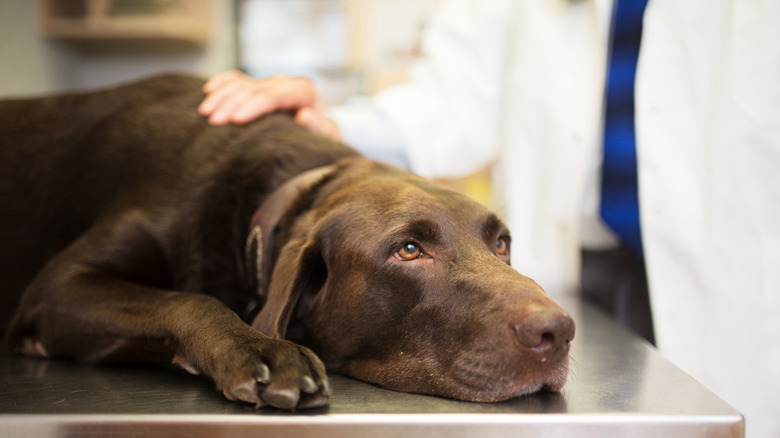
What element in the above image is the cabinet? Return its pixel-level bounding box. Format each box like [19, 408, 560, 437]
[39, 0, 212, 46]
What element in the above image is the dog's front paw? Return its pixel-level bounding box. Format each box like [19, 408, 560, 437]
[214, 334, 331, 410]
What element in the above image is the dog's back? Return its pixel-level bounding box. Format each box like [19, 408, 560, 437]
[0, 74, 357, 331]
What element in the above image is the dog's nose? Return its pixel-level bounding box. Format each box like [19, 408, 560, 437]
[513, 308, 575, 363]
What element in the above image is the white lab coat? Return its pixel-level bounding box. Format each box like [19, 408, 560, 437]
[331, 0, 780, 436]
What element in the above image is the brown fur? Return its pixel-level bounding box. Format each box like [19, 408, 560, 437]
[0, 74, 574, 410]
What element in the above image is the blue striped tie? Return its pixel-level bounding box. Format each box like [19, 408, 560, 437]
[600, 0, 648, 259]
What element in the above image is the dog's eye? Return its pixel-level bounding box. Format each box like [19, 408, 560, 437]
[396, 242, 422, 261]
[496, 237, 509, 256]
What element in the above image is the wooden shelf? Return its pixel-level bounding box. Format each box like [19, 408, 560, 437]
[39, 0, 212, 47]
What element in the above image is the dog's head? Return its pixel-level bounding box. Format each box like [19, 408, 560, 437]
[249, 158, 574, 402]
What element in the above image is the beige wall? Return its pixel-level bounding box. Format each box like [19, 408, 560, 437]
[0, 0, 236, 98]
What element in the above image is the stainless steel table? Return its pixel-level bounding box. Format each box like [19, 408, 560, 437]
[0, 300, 744, 437]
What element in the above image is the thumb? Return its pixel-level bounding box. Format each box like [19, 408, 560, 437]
[296, 108, 342, 141]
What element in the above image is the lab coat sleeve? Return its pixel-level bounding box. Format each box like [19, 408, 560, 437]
[328, 98, 411, 169]
[331, 0, 514, 179]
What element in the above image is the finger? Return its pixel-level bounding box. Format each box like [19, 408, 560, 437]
[199, 79, 242, 116]
[199, 80, 251, 122]
[266, 76, 318, 110]
[229, 78, 316, 124]
[230, 92, 279, 124]
[202, 69, 244, 93]
[208, 88, 257, 126]
[296, 107, 342, 141]
[199, 72, 258, 117]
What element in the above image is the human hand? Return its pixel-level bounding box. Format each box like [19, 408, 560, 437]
[198, 70, 341, 141]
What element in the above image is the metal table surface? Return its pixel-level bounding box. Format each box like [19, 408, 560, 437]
[0, 299, 743, 437]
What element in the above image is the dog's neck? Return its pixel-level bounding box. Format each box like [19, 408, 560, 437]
[243, 164, 337, 319]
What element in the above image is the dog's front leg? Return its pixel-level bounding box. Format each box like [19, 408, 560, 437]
[4, 258, 330, 410]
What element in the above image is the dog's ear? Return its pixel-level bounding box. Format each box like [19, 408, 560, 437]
[247, 165, 337, 339]
[250, 225, 326, 338]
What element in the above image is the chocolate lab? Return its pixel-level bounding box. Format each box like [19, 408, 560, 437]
[0, 74, 575, 410]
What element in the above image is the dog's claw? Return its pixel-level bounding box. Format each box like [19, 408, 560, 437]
[320, 379, 332, 396]
[255, 363, 271, 384]
[300, 376, 318, 394]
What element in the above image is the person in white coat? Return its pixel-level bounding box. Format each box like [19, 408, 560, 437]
[199, 0, 780, 436]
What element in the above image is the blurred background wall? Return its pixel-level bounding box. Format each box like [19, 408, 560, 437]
[0, 0, 235, 96]
[0, 0, 440, 100]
